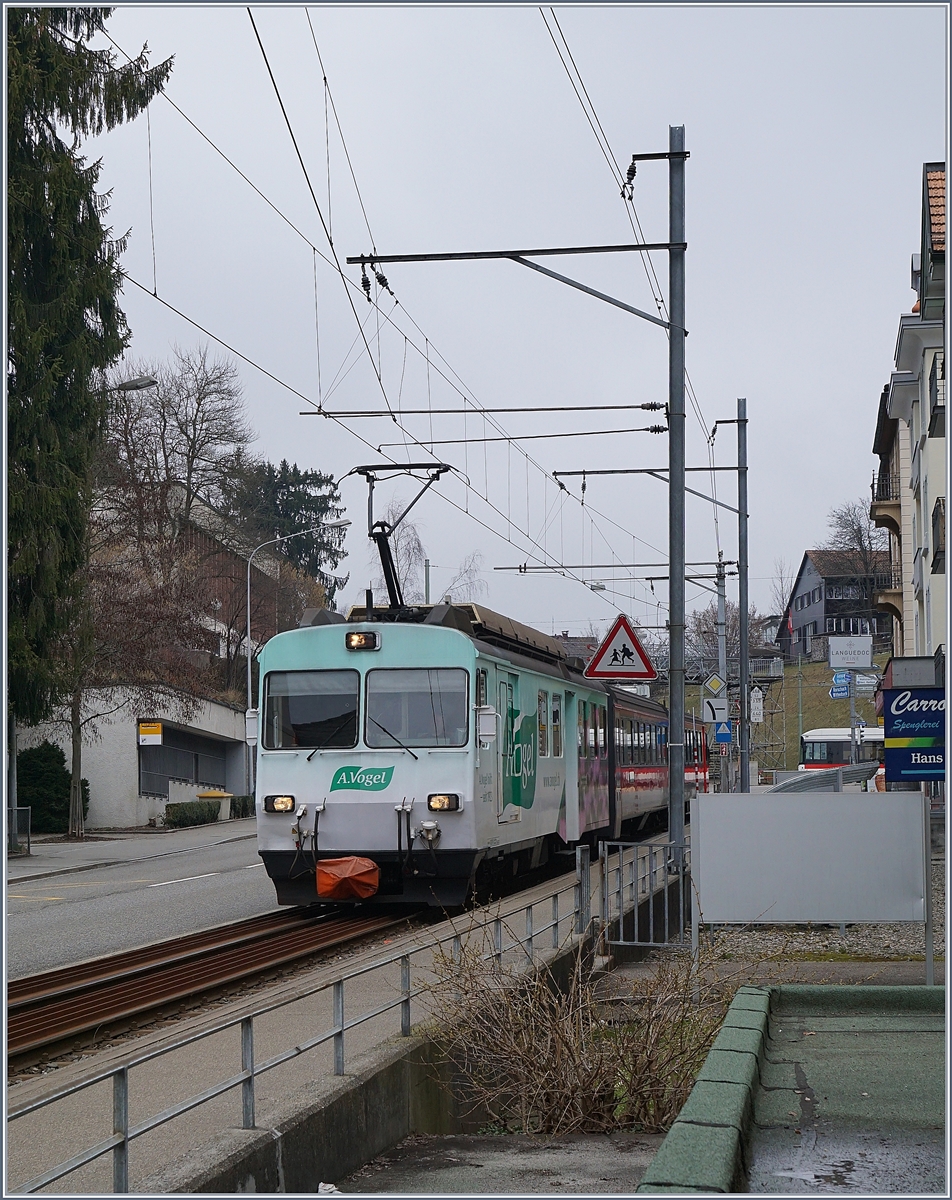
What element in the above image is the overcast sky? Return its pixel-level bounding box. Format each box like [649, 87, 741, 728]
[84, 3, 947, 637]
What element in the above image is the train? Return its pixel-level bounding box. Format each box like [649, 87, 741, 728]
[254, 600, 708, 907]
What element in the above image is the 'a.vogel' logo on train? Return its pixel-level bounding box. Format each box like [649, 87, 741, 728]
[330, 766, 395, 791]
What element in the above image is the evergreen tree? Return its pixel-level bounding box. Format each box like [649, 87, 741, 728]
[221, 458, 349, 603]
[7, 9, 173, 723]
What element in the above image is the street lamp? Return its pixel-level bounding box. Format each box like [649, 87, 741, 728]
[244, 520, 351, 790]
[109, 375, 158, 392]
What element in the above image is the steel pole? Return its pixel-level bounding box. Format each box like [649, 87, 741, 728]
[738, 398, 750, 791]
[716, 556, 727, 791]
[8, 713, 19, 852]
[668, 125, 686, 853]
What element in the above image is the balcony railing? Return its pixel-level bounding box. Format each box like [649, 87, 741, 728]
[873, 567, 904, 592]
[932, 497, 945, 574]
[929, 351, 945, 438]
[870, 471, 901, 503]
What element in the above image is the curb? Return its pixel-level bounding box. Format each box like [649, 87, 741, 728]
[6, 831, 258, 883]
[636, 986, 770, 1194]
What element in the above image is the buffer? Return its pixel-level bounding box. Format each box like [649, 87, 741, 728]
[583, 614, 657, 680]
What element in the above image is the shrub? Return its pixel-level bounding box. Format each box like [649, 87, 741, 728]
[164, 799, 222, 828]
[16, 741, 89, 833]
[229, 794, 255, 819]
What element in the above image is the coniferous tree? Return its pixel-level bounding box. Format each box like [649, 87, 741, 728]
[7, 8, 172, 723]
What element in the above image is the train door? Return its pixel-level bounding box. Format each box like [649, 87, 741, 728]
[497, 673, 521, 823]
[562, 689, 579, 841]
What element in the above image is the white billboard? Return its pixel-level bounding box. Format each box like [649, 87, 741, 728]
[693, 793, 926, 924]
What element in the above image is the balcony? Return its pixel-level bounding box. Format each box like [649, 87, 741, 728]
[932, 497, 945, 574]
[872, 564, 905, 623]
[928, 351, 945, 438]
[869, 471, 902, 535]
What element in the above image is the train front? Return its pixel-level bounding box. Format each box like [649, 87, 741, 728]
[255, 621, 480, 906]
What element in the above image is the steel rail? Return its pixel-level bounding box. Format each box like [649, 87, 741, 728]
[8, 910, 407, 1057]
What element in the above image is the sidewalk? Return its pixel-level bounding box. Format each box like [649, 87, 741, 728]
[5, 818, 257, 883]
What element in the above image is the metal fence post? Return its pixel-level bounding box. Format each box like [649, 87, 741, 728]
[525, 905, 533, 963]
[333, 980, 345, 1075]
[493, 918, 503, 966]
[112, 1068, 129, 1193]
[575, 844, 591, 934]
[241, 1016, 255, 1129]
[400, 955, 411, 1035]
[551, 893, 559, 948]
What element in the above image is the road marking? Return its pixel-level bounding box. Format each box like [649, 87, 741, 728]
[244, 863, 265, 869]
[147, 872, 220, 888]
[8, 895, 65, 901]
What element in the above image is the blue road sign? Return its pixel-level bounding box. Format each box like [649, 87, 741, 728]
[832, 671, 851, 686]
[830, 684, 850, 699]
[714, 721, 733, 743]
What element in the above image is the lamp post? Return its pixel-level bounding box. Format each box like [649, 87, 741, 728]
[244, 520, 350, 792]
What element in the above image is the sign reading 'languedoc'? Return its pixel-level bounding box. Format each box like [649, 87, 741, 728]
[330, 766, 395, 791]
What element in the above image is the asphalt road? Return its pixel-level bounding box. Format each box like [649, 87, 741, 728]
[6, 837, 281, 978]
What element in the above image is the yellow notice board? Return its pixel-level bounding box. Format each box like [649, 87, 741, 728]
[138, 721, 163, 745]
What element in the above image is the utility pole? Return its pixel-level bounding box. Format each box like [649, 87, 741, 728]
[716, 554, 728, 792]
[848, 671, 858, 764]
[425, 559, 431, 604]
[737, 398, 750, 792]
[7, 714, 19, 853]
[668, 124, 687, 857]
[797, 654, 803, 762]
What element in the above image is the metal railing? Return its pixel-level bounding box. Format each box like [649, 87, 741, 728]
[873, 566, 904, 592]
[600, 839, 692, 948]
[750, 656, 783, 678]
[767, 762, 879, 793]
[871, 471, 901, 503]
[7, 851, 593, 1194]
[9, 805, 31, 854]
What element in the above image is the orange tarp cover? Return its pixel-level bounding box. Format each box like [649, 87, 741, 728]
[317, 856, 380, 900]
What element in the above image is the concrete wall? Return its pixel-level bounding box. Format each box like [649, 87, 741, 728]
[17, 688, 245, 829]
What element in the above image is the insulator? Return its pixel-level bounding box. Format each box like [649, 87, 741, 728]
[648, 425, 668, 435]
[641, 401, 665, 411]
[374, 270, 389, 290]
[360, 267, 371, 301]
[626, 160, 637, 184]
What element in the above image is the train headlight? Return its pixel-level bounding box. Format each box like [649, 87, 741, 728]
[427, 793, 460, 812]
[264, 794, 295, 813]
[345, 631, 380, 651]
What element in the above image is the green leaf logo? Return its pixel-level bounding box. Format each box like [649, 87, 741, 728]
[330, 765, 395, 792]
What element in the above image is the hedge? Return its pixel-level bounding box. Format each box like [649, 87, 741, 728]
[16, 741, 89, 833]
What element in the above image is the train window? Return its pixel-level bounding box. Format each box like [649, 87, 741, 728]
[597, 707, 608, 758]
[538, 691, 549, 758]
[552, 694, 563, 757]
[578, 701, 587, 758]
[476, 669, 487, 708]
[366, 668, 468, 748]
[263, 670, 359, 749]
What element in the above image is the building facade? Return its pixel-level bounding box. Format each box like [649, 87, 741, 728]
[873, 162, 945, 657]
[776, 550, 892, 662]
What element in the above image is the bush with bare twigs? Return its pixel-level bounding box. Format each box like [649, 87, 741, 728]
[423, 926, 735, 1136]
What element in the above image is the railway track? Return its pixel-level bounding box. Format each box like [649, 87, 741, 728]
[7, 908, 409, 1058]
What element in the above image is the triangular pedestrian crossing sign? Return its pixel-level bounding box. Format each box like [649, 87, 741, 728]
[583, 614, 657, 680]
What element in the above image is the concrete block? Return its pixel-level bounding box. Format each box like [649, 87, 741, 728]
[695, 1047, 759, 1090]
[709, 1023, 764, 1059]
[674, 1080, 751, 1132]
[637, 1120, 741, 1193]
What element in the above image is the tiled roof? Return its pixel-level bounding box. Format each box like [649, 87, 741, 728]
[806, 548, 889, 579]
[927, 169, 945, 252]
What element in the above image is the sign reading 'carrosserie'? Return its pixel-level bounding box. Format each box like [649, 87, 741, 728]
[883, 688, 946, 782]
[330, 766, 395, 791]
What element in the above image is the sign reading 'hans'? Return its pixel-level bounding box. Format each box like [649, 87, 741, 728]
[883, 689, 946, 782]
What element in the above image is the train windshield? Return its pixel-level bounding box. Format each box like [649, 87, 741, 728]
[263, 670, 359, 749]
[366, 668, 469, 748]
